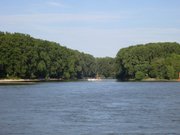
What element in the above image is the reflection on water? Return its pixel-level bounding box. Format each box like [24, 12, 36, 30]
[0, 80, 180, 134]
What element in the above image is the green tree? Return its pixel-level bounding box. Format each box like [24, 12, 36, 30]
[166, 66, 175, 79]
[116, 42, 180, 80]
[135, 71, 145, 80]
[0, 31, 101, 79]
[37, 60, 46, 78]
[96, 57, 115, 78]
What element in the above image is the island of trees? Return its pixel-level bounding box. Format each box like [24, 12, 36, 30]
[0, 31, 180, 81]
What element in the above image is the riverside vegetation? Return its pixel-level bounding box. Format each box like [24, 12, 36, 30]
[116, 42, 180, 80]
[0, 32, 180, 81]
[0, 32, 115, 80]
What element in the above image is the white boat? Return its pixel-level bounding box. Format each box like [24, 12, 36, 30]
[87, 73, 101, 81]
[87, 78, 101, 81]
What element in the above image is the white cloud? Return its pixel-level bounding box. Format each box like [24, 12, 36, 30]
[46, 1, 67, 8]
[0, 13, 121, 25]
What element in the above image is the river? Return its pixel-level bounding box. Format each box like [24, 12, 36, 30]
[0, 80, 180, 134]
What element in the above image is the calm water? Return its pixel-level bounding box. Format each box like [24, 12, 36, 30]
[0, 80, 180, 135]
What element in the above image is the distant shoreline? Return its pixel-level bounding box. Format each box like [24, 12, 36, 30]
[143, 78, 180, 82]
[126, 78, 180, 82]
[0, 79, 65, 84]
[1, 78, 179, 84]
[0, 78, 180, 84]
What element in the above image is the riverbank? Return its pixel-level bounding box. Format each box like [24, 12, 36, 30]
[131, 78, 180, 82]
[127, 78, 180, 82]
[0, 79, 38, 85]
[143, 78, 180, 82]
[0, 78, 179, 84]
[0, 78, 64, 84]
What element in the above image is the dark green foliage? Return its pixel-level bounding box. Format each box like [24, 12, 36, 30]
[2, 32, 179, 81]
[96, 57, 115, 78]
[0, 32, 97, 79]
[116, 42, 180, 80]
[166, 66, 175, 79]
[135, 71, 145, 80]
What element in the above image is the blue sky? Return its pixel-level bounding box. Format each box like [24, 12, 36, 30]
[0, 0, 180, 57]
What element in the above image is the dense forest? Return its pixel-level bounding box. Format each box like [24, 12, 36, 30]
[96, 57, 116, 78]
[115, 42, 180, 80]
[0, 32, 114, 79]
[0, 32, 180, 81]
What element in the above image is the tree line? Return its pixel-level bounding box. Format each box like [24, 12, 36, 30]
[115, 42, 180, 80]
[0, 32, 115, 79]
[1, 32, 180, 81]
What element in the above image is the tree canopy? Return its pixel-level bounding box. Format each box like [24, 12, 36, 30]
[96, 57, 115, 78]
[115, 42, 180, 80]
[1, 32, 180, 81]
[0, 32, 97, 79]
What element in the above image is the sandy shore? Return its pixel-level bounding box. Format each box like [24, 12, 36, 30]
[0, 79, 40, 82]
[0, 78, 63, 84]
[0, 79, 41, 84]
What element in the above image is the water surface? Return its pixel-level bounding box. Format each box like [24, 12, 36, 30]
[0, 80, 180, 134]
